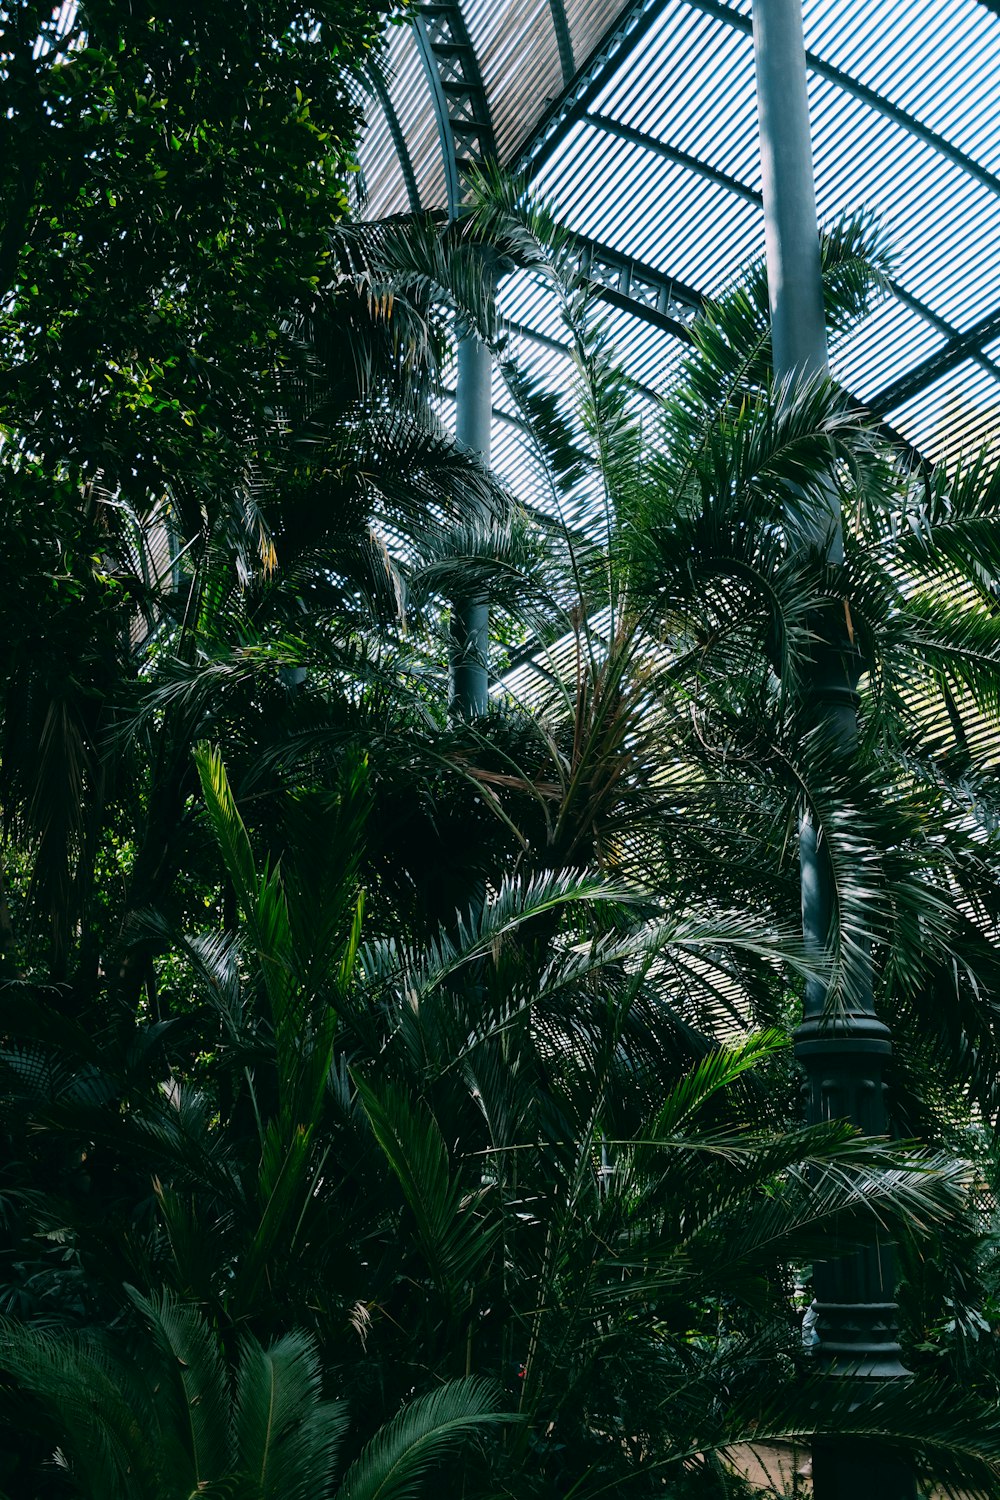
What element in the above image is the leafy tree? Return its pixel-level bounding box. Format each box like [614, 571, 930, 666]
[0, 0, 403, 984]
[0, 0, 391, 487]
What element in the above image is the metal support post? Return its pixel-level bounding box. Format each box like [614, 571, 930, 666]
[752, 3, 913, 1496]
[753, 0, 842, 559]
[449, 328, 492, 721]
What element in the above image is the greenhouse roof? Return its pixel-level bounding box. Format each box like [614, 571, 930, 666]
[357, 0, 1000, 474]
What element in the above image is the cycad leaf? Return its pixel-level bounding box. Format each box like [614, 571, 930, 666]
[234, 1329, 348, 1500]
[354, 1076, 497, 1297]
[193, 743, 260, 924]
[0, 1317, 160, 1499]
[126, 1286, 231, 1487]
[193, 743, 297, 1044]
[335, 1378, 507, 1500]
[235, 1118, 317, 1308]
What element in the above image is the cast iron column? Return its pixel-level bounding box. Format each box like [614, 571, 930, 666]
[449, 329, 492, 720]
[752, 4, 913, 1497]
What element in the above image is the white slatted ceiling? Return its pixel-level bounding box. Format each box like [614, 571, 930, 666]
[358, 0, 1000, 473]
[802, 0, 1000, 177]
[890, 359, 1000, 467]
[464, 0, 565, 164]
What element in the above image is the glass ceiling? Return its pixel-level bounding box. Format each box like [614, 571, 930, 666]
[357, 0, 1000, 481]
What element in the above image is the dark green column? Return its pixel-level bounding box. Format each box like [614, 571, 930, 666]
[751, 2, 913, 1495]
[449, 328, 492, 721]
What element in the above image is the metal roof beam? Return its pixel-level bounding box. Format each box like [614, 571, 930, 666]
[868, 301, 1000, 415]
[553, 229, 929, 468]
[513, 0, 672, 179]
[565, 230, 704, 323]
[547, 0, 576, 84]
[412, 14, 462, 215]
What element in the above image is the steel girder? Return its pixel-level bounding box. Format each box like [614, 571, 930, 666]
[512, 0, 672, 181]
[547, 0, 577, 84]
[412, 1, 497, 218]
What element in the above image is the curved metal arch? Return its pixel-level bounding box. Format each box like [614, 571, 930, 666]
[547, 0, 576, 84]
[412, 1, 497, 221]
[514, 0, 671, 178]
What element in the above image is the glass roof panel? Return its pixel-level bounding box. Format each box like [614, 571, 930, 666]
[888, 357, 1000, 465]
[464, 0, 565, 164]
[565, 0, 636, 71]
[360, 21, 448, 217]
[828, 299, 947, 403]
[801, 0, 1000, 175]
[806, 78, 1000, 330]
[534, 121, 763, 291]
[356, 0, 1000, 467]
[593, 8, 762, 188]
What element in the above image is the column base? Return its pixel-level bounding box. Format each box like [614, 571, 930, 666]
[813, 1302, 909, 1380]
[811, 1436, 916, 1500]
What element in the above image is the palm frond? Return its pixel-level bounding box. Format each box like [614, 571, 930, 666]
[354, 1076, 498, 1298]
[234, 1329, 348, 1500]
[126, 1285, 231, 1487]
[0, 1317, 160, 1499]
[335, 1378, 508, 1500]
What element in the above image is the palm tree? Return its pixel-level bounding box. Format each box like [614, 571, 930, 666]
[443, 181, 1000, 1128]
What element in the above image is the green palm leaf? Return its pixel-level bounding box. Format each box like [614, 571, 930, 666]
[335, 1378, 508, 1500]
[354, 1076, 498, 1298]
[126, 1286, 231, 1489]
[234, 1329, 348, 1500]
[0, 1318, 160, 1499]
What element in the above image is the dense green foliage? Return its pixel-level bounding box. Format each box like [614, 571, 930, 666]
[0, 0, 388, 479]
[4, 12, 1000, 1494]
[0, 0, 406, 982]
